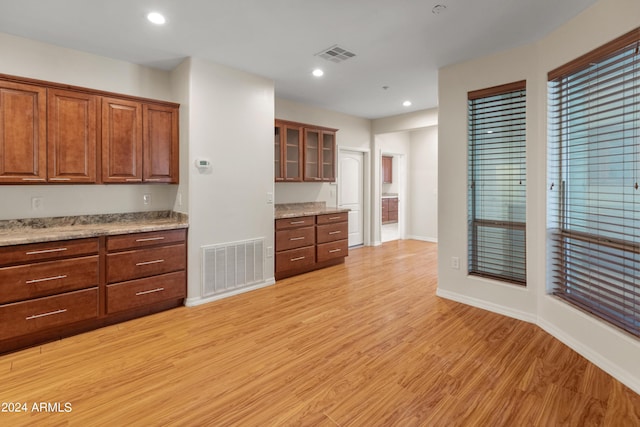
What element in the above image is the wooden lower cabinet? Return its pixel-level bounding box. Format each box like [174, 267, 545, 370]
[0, 228, 187, 354]
[275, 212, 348, 279]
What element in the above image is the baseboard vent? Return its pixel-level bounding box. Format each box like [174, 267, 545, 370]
[201, 238, 265, 297]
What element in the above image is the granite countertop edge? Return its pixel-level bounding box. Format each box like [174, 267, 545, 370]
[0, 211, 189, 247]
[275, 207, 350, 219]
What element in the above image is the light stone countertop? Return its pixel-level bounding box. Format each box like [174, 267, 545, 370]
[0, 211, 188, 247]
[274, 202, 350, 219]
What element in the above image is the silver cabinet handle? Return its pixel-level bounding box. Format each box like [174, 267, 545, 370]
[290, 237, 305, 241]
[328, 231, 341, 235]
[26, 275, 67, 284]
[49, 178, 71, 181]
[290, 256, 305, 261]
[125, 178, 142, 182]
[136, 259, 164, 266]
[329, 249, 342, 253]
[26, 248, 68, 255]
[290, 220, 306, 225]
[136, 287, 164, 296]
[145, 179, 162, 182]
[329, 216, 342, 220]
[26, 309, 67, 320]
[22, 178, 46, 181]
[135, 237, 165, 242]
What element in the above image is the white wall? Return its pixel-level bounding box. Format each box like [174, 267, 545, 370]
[437, 0, 640, 394]
[373, 108, 438, 135]
[184, 58, 275, 304]
[0, 32, 178, 220]
[408, 126, 437, 242]
[274, 98, 371, 207]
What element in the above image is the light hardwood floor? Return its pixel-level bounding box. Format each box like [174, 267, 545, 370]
[1, 240, 639, 426]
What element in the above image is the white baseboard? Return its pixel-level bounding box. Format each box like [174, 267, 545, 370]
[538, 318, 640, 396]
[435, 287, 537, 324]
[407, 235, 438, 243]
[185, 278, 276, 307]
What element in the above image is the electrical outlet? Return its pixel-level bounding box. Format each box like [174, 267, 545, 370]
[177, 192, 183, 207]
[143, 194, 152, 206]
[451, 256, 460, 270]
[31, 197, 43, 211]
[266, 192, 273, 204]
[266, 246, 273, 257]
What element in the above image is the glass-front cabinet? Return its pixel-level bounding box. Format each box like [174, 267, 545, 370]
[275, 119, 337, 183]
[275, 120, 303, 181]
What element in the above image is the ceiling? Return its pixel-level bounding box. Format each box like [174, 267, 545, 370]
[0, 0, 597, 119]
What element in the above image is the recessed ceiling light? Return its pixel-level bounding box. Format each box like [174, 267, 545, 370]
[403, 100, 412, 107]
[147, 12, 166, 25]
[312, 69, 324, 77]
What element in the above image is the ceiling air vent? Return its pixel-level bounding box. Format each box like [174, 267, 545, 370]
[315, 45, 356, 63]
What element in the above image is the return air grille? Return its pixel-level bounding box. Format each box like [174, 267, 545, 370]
[316, 45, 356, 63]
[201, 238, 264, 297]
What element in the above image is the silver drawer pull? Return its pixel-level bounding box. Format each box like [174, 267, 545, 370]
[26, 275, 67, 284]
[22, 178, 46, 181]
[49, 178, 71, 181]
[136, 287, 165, 296]
[329, 216, 342, 220]
[26, 247, 68, 255]
[328, 231, 342, 235]
[290, 256, 306, 261]
[26, 309, 67, 320]
[136, 259, 164, 266]
[135, 237, 166, 242]
[125, 178, 142, 182]
[290, 237, 305, 241]
[290, 221, 306, 225]
[329, 249, 342, 253]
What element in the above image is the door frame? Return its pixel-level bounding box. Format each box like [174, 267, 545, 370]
[337, 146, 371, 246]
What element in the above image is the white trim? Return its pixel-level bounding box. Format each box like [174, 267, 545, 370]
[538, 318, 640, 396]
[435, 287, 537, 324]
[186, 278, 275, 307]
[407, 235, 437, 243]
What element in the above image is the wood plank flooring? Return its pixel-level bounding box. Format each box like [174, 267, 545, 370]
[1, 240, 638, 426]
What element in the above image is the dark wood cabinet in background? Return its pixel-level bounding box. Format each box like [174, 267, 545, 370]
[0, 73, 179, 185]
[275, 119, 303, 182]
[0, 80, 47, 183]
[304, 127, 336, 182]
[382, 155, 393, 184]
[382, 196, 398, 224]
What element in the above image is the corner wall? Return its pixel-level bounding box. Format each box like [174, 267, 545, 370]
[437, 0, 640, 393]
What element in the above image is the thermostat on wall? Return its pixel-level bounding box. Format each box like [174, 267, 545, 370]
[195, 158, 211, 169]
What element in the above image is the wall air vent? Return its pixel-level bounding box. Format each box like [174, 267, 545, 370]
[315, 45, 356, 63]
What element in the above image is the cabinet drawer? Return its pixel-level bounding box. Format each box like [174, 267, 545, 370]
[317, 222, 348, 244]
[317, 239, 348, 263]
[275, 216, 315, 230]
[107, 229, 186, 251]
[276, 226, 315, 251]
[107, 243, 185, 283]
[0, 255, 98, 304]
[0, 288, 98, 340]
[317, 212, 348, 225]
[106, 271, 185, 314]
[0, 238, 99, 266]
[389, 198, 398, 210]
[275, 246, 315, 273]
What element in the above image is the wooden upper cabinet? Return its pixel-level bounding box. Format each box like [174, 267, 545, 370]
[382, 155, 393, 184]
[0, 81, 46, 183]
[275, 120, 303, 182]
[47, 89, 98, 183]
[143, 103, 178, 183]
[101, 97, 143, 183]
[304, 128, 336, 182]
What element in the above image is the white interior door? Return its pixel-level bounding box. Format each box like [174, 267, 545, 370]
[338, 149, 364, 246]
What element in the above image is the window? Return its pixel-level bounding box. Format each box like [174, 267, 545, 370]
[468, 81, 527, 285]
[548, 28, 640, 337]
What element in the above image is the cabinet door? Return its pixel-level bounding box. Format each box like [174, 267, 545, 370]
[0, 81, 46, 183]
[284, 125, 303, 181]
[102, 97, 143, 183]
[143, 103, 178, 183]
[275, 124, 284, 181]
[47, 89, 98, 183]
[304, 129, 321, 181]
[321, 131, 335, 181]
[382, 156, 393, 184]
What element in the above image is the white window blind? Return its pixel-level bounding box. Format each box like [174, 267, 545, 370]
[468, 81, 527, 285]
[548, 28, 640, 337]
